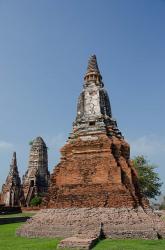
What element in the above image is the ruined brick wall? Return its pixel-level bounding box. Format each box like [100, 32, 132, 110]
[47, 133, 147, 208]
[17, 207, 165, 239]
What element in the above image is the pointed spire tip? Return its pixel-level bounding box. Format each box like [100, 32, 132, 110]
[86, 54, 100, 74]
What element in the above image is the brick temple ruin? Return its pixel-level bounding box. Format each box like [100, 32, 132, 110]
[1, 152, 22, 207]
[47, 55, 146, 209]
[22, 137, 50, 206]
[17, 56, 165, 248]
[0, 137, 50, 207]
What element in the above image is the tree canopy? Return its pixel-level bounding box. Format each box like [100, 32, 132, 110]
[30, 196, 42, 207]
[133, 155, 162, 199]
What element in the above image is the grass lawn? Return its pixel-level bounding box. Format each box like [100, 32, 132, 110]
[93, 239, 165, 250]
[0, 213, 165, 250]
[0, 222, 60, 250]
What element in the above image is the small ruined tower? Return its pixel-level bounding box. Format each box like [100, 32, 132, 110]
[1, 152, 22, 206]
[22, 137, 50, 206]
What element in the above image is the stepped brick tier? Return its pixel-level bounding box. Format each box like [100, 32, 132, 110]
[17, 207, 165, 240]
[22, 137, 50, 206]
[18, 56, 165, 244]
[1, 152, 23, 206]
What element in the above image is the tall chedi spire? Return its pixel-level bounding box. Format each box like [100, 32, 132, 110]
[1, 152, 22, 206]
[47, 55, 145, 209]
[85, 55, 101, 81]
[73, 55, 122, 138]
[18, 56, 165, 243]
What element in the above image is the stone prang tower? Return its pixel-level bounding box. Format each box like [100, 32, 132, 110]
[22, 137, 50, 206]
[1, 152, 22, 206]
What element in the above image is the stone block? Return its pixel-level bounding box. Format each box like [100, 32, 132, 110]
[58, 236, 98, 250]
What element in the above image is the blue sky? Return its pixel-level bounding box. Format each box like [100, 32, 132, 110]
[0, 0, 165, 196]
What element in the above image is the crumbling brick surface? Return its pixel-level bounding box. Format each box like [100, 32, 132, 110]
[17, 207, 165, 239]
[46, 134, 147, 209]
[58, 236, 98, 250]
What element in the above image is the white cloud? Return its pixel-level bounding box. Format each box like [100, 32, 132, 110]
[129, 135, 165, 158]
[0, 141, 13, 152]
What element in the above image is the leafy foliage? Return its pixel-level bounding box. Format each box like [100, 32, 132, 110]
[133, 155, 162, 199]
[29, 140, 34, 145]
[30, 196, 42, 207]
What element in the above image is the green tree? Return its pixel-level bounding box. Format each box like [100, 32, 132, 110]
[133, 155, 162, 199]
[30, 196, 42, 207]
[29, 140, 34, 146]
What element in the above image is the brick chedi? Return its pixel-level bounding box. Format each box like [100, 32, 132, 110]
[18, 56, 165, 244]
[48, 55, 146, 208]
[1, 152, 22, 206]
[22, 137, 50, 206]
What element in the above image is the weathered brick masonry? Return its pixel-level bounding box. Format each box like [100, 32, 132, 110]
[48, 135, 147, 208]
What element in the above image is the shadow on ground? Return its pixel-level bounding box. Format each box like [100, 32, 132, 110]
[0, 216, 30, 225]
